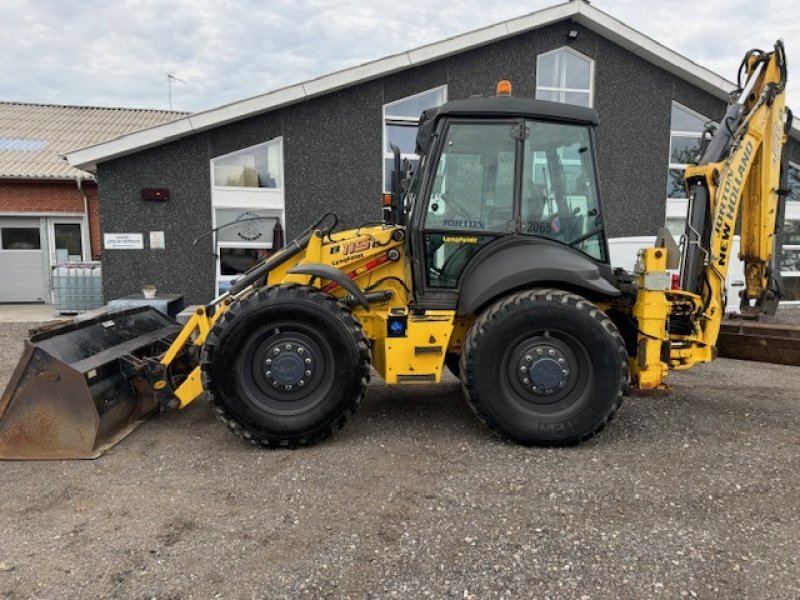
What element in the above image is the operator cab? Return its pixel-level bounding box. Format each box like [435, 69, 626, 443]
[400, 82, 612, 306]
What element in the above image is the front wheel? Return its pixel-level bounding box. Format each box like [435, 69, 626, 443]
[461, 289, 628, 446]
[201, 286, 370, 448]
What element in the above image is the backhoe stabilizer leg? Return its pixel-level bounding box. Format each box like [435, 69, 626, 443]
[629, 248, 670, 391]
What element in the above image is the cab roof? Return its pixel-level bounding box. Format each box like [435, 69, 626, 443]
[427, 96, 599, 125]
[415, 96, 598, 155]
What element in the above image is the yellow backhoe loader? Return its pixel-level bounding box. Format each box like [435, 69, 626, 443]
[1, 41, 797, 459]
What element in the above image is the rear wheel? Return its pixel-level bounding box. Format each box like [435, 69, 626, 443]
[201, 286, 370, 447]
[461, 289, 627, 446]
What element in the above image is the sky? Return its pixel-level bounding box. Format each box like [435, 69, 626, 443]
[1, 0, 798, 113]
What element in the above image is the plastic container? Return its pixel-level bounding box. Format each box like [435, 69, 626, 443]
[52, 262, 104, 314]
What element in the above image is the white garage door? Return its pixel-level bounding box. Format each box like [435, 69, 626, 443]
[0, 219, 48, 303]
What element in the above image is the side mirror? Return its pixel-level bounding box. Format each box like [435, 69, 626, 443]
[386, 142, 404, 226]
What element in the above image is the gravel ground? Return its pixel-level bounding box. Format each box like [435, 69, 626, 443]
[1, 319, 800, 599]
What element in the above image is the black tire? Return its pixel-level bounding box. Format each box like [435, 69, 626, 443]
[444, 353, 461, 378]
[201, 285, 370, 448]
[461, 288, 627, 446]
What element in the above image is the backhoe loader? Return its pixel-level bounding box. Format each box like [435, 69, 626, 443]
[1, 41, 797, 459]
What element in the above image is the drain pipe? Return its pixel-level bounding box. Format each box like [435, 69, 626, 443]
[74, 176, 90, 260]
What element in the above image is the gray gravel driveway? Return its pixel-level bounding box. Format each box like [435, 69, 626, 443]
[1, 320, 799, 599]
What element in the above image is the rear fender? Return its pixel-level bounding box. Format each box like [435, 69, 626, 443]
[457, 236, 619, 316]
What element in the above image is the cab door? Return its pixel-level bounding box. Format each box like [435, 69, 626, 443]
[410, 119, 522, 307]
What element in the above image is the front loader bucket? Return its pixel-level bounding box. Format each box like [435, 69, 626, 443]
[718, 318, 800, 366]
[0, 307, 181, 460]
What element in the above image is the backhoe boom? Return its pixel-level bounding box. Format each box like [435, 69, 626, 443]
[630, 40, 791, 389]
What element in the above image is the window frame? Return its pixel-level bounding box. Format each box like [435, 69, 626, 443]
[382, 85, 447, 193]
[212, 209, 280, 294]
[535, 46, 595, 108]
[210, 138, 285, 296]
[209, 136, 286, 197]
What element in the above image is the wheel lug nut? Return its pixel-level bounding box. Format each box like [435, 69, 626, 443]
[523, 378, 530, 384]
[548, 349, 555, 356]
[266, 370, 271, 377]
[285, 344, 292, 350]
[305, 358, 312, 365]
[298, 380, 305, 387]
[265, 358, 272, 366]
[525, 355, 532, 362]
[305, 370, 311, 376]
[562, 369, 568, 376]
[536, 349, 543, 355]
[273, 348, 280, 355]
[285, 384, 292, 390]
[558, 358, 565, 365]
[272, 381, 279, 387]
[520, 366, 527, 372]
[297, 347, 305, 354]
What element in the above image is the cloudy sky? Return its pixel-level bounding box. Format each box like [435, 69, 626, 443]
[1, 0, 797, 113]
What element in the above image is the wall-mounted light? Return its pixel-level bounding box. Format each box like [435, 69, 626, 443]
[568, 29, 579, 40]
[141, 188, 170, 201]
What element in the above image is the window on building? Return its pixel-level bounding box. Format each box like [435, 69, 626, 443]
[211, 138, 285, 296]
[664, 103, 711, 241]
[535, 47, 594, 108]
[213, 208, 280, 295]
[666, 103, 708, 200]
[213, 140, 282, 189]
[383, 86, 447, 192]
[1, 227, 41, 250]
[781, 163, 800, 302]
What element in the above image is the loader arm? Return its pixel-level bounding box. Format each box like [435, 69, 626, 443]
[157, 301, 231, 409]
[630, 41, 791, 389]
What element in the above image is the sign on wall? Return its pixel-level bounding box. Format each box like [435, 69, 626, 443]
[104, 233, 144, 250]
[214, 209, 279, 244]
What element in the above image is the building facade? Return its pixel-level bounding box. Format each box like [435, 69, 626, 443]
[67, 1, 800, 305]
[0, 102, 184, 303]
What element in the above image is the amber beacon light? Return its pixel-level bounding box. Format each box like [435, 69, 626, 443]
[496, 80, 512, 96]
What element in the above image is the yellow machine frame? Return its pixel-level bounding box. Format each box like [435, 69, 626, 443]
[161, 43, 788, 407]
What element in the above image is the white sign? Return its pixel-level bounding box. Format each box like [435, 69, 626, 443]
[104, 233, 144, 250]
[149, 231, 165, 250]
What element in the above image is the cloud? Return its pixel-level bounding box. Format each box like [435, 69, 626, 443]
[0, 0, 797, 112]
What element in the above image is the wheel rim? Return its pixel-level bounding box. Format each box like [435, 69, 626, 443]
[503, 330, 591, 414]
[237, 322, 335, 416]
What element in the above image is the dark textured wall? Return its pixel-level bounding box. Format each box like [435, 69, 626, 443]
[97, 134, 215, 303]
[96, 18, 799, 304]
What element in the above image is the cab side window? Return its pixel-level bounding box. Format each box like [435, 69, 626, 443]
[521, 121, 605, 260]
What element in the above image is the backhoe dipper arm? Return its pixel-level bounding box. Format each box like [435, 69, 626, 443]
[681, 41, 790, 342]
